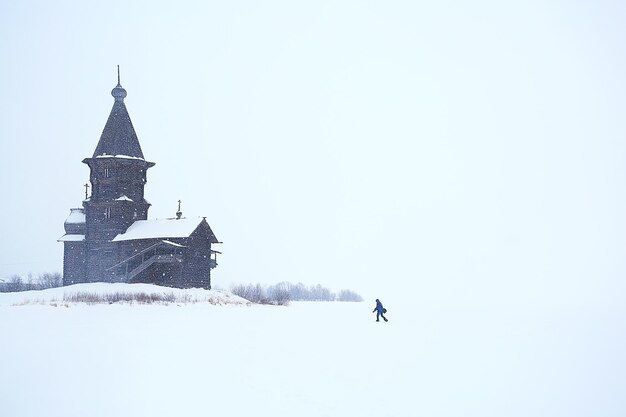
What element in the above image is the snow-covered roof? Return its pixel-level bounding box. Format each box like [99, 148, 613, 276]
[65, 209, 85, 224]
[112, 217, 206, 242]
[95, 154, 146, 161]
[115, 195, 133, 202]
[58, 234, 85, 242]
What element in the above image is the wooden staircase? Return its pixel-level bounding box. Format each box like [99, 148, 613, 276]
[107, 241, 184, 281]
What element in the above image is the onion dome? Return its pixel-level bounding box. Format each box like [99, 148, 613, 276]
[111, 64, 127, 102]
[64, 208, 86, 234]
[111, 83, 127, 102]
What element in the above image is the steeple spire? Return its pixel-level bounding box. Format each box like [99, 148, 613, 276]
[90, 66, 146, 159]
[111, 65, 127, 102]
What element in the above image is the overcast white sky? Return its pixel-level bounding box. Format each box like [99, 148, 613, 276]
[1, 0, 625, 308]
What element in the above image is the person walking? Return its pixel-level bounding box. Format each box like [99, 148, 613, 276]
[373, 299, 388, 322]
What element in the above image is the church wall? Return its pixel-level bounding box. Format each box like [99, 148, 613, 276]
[63, 242, 86, 285]
[181, 234, 212, 289]
[84, 241, 121, 282]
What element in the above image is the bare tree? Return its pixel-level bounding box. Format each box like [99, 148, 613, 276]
[267, 283, 291, 305]
[232, 283, 290, 305]
[231, 283, 265, 303]
[232, 281, 361, 304]
[39, 272, 63, 289]
[6, 275, 24, 292]
[0, 271, 63, 292]
[338, 289, 363, 302]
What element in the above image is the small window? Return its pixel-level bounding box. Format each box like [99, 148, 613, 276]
[104, 207, 111, 219]
[104, 168, 110, 178]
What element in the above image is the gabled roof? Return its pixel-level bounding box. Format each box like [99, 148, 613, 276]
[112, 217, 219, 243]
[92, 82, 145, 159]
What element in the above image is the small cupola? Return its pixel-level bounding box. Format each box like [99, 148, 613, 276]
[176, 200, 183, 219]
[64, 208, 86, 234]
[111, 65, 127, 102]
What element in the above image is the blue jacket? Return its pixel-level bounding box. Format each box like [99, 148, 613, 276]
[373, 300, 384, 313]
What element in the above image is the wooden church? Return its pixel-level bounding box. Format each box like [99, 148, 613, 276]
[58, 71, 220, 289]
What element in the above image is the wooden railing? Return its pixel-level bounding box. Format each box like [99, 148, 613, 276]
[106, 242, 183, 280]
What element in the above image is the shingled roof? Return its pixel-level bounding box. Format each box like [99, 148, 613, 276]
[92, 77, 145, 159]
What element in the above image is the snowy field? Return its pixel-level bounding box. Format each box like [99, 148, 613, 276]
[1, 284, 624, 417]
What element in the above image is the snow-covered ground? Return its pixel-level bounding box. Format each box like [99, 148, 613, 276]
[1, 284, 624, 417]
[0, 283, 249, 307]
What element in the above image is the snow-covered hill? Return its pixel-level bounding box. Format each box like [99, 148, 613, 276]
[0, 283, 249, 307]
[0, 284, 623, 417]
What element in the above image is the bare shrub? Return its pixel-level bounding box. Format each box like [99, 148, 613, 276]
[64, 292, 101, 304]
[163, 292, 177, 303]
[63, 291, 181, 305]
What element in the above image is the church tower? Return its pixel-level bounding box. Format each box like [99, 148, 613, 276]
[81, 69, 155, 281]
